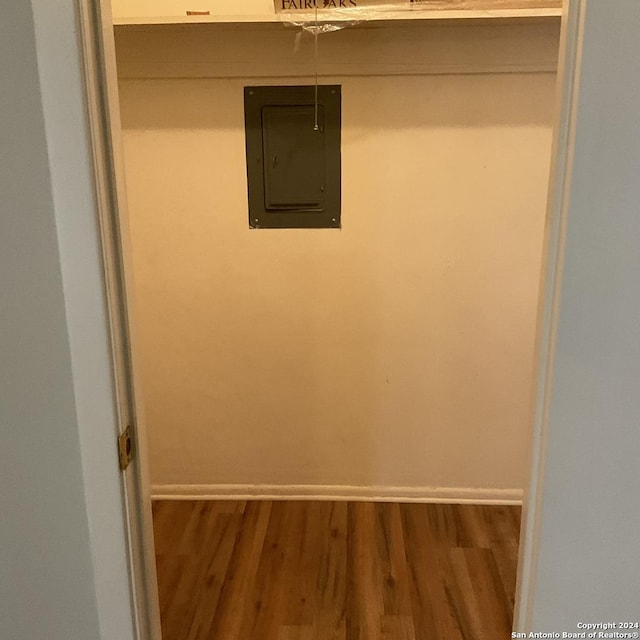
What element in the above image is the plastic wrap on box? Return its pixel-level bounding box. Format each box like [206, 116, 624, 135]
[277, 1, 409, 34]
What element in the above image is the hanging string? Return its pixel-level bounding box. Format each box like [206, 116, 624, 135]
[314, 3, 319, 131]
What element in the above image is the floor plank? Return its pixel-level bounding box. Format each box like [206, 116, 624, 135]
[152, 501, 521, 640]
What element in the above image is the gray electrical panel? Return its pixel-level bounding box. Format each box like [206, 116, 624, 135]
[244, 85, 341, 229]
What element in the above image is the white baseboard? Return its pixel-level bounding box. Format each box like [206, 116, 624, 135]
[151, 483, 523, 505]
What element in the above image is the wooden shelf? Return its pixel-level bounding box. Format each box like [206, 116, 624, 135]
[112, 1, 562, 26]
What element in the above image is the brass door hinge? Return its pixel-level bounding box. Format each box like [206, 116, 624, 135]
[118, 425, 135, 471]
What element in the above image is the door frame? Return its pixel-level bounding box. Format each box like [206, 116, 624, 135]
[513, 0, 586, 630]
[77, 0, 586, 636]
[77, 1, 162, 638]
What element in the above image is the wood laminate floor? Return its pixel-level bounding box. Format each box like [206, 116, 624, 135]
[152, 501, 521, 640]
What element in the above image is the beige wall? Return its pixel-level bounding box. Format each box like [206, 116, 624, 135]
[116, 22, 558, 497]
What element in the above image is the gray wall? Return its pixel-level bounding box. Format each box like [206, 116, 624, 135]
[0, 2, 134, 639]
[531, 0, 640, 629]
